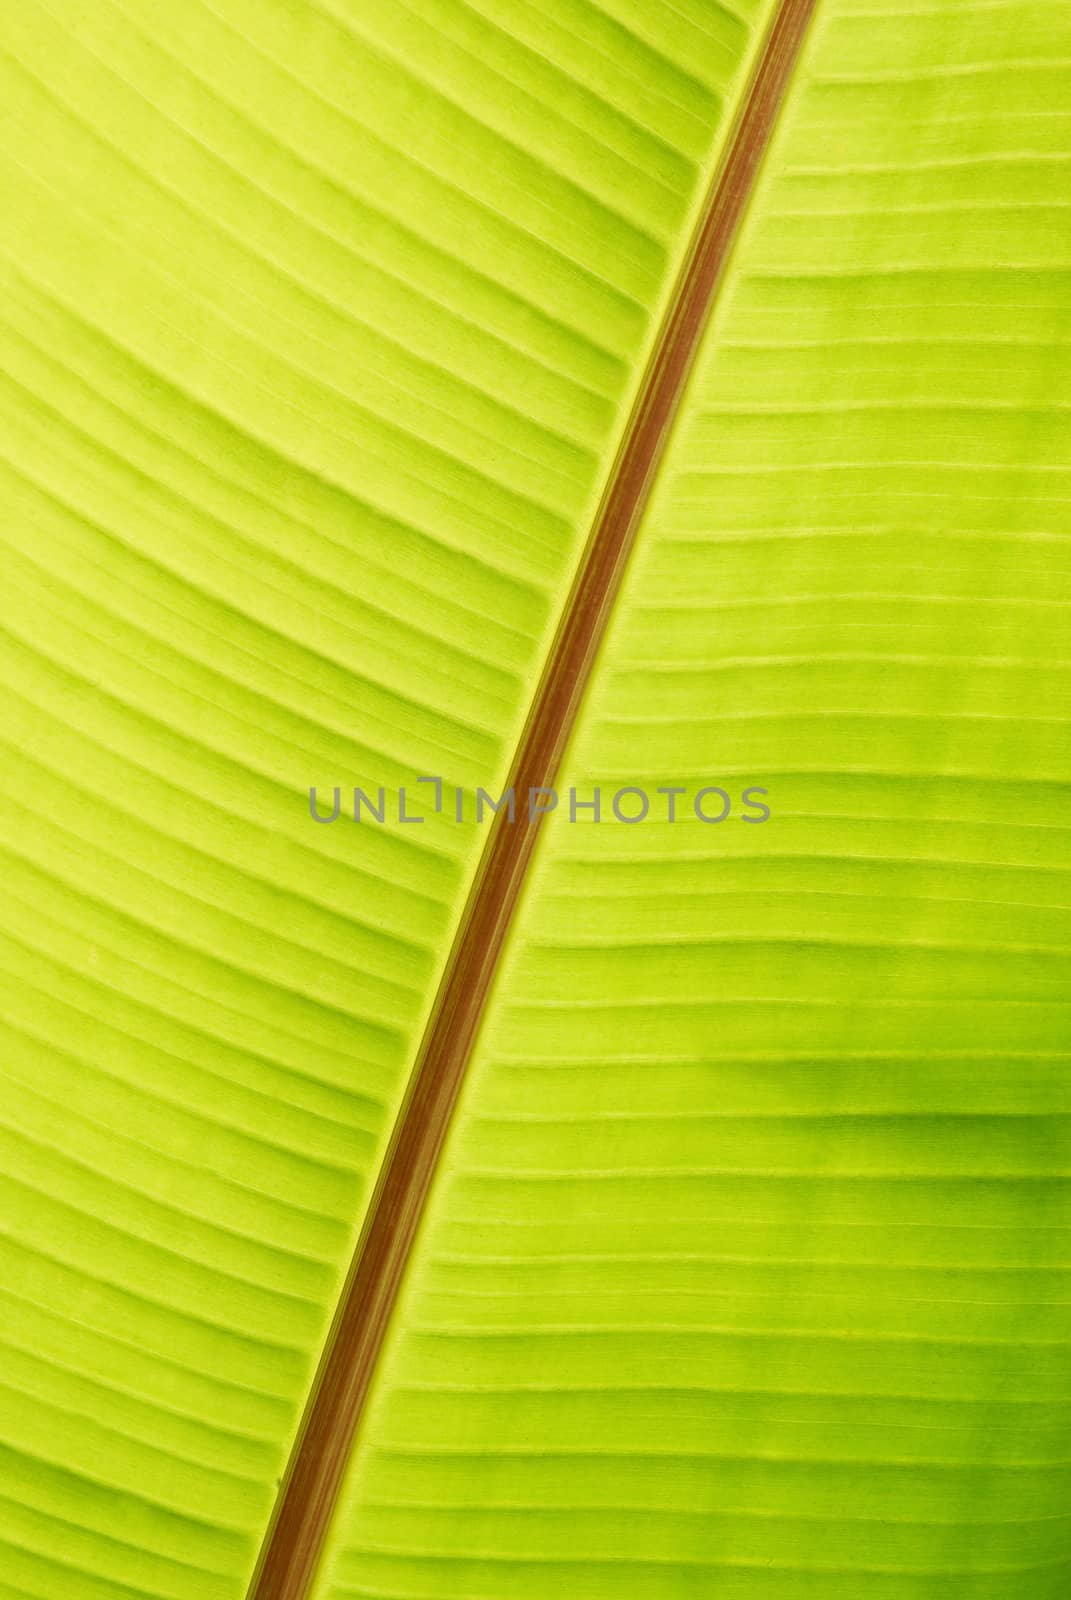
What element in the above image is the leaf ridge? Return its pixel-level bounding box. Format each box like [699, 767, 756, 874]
[247, 3, 819, 1596]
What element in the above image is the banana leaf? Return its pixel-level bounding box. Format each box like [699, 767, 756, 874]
[1, 2, 1069, 1598]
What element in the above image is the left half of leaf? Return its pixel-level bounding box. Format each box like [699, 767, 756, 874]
[0, 1, 773, 1596]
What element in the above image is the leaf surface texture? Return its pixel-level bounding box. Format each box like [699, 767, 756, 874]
[1, 2, 1070, 1599]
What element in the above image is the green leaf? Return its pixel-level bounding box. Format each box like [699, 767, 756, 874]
[2, 1, 1070, 1599]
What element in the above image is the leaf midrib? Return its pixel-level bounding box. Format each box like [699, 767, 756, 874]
[249, 4, 819, 1594]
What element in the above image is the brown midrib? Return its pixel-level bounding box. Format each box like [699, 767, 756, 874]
[249, 3, 817, 1594]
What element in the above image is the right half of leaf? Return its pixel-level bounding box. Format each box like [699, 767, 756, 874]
[311, 1, 1071, 1596]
